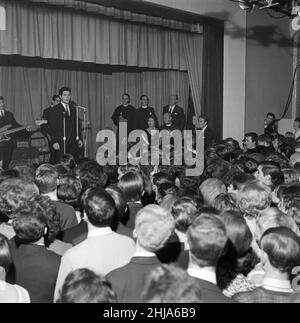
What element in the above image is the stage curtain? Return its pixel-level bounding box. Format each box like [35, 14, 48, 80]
[0, 0, 202, 71]
[0, 65, 189, 158]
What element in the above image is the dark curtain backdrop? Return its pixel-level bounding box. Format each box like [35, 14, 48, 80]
[202, 23, 224, 141]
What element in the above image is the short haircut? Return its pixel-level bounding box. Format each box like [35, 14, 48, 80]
[60, 154, 76, 170]
[105, 186, 127, 228]
[199, 178, 226, 206]
[158, 183, 179, 200]
[140, 94, 149, 101]
[258, 161, 284, 189]
[267, 113, 275, 119]
[118, 171, 144, 202]
[0, 169, 20, 184]
[57, 175, 82, 206]
[212, 193, 239, 213]
[255, 207, 300, 242]
[171, 197, 199, 232]
[152, 172, 174, 186]
[245, 132, 258, 144]
[230, 173, 255, 191]
[122, 93, 130, 100]
[135, 205, 174, 252]
[57, 269, 117, 303]
[0, 233, 12, 273]
[199, 115, 208, 123]
[187, 213, 227, 267]
[258, 135, 272, 146]
[82, 187, 116, 227]
[142, 264, 202, 303]
[0, 179, 39, 219]
[237, 182, 271, 218]
[35, 164, 59, 194]
[59, 87, 71, 96]
[261, 227, 300, 272]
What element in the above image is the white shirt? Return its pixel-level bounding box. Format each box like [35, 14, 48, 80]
[169, 105, 175, 114]
[87, 227, 113, 238]
[187, 267, 217, 284]
[133, 251, 156, 258]
[0, 110, 4, 118]
[295, 129, 300, 140]
[0, 281, 30, 303]
[61, 102, 70, 115]
[262, 277, 293, 293]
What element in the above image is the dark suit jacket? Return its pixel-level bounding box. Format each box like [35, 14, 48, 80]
[112, 105, 137, 133]
[0, 110, 21, 130]
[10, 239, 61, 303]
[53, 201, 78, 231]
[163, 105, 186, 131]
[106, 256, 161, 303]
[126, 202, 144, 229]
[193, 277, 236, 303]
[135, 107, 158, 130]
[202, 127, 215, 149]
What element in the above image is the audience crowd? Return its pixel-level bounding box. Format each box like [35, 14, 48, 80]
[1, 114, 300, 303]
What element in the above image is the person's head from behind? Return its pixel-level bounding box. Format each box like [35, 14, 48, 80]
[199, 178, 226, 206]
[134, 205, 174, 253]
[227, 173, 255, 194]
[118, 171, 144, 203]
[142, 264, 202, 303]
[0, 233, 12, 281]
[212, 193, 239, 213]
[187, 213, 227, 268]
[76, 161, 108, 191]
[82, 187, 116, 228]
[255, 161, 284, 190]
[0, 179, 39, 221]
[163, 112, 172, 126]
[258, 135, 272, 148]
[59, 86, 71, 105]
[60, 154, 76, 171]
[0, 169, 20, 184]
[171, 197, 199, 233]
[260, 227, 300, 275]
[157, 183, 178, 204]
[35, 164, 59, 194]
[244, 133, 258, 150]
[57, 175, 82, 207]
[57, 269, 117, 303]
[237, 182, 271, 219]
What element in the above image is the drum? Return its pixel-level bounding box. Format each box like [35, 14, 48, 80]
[29, 130, 50, 163]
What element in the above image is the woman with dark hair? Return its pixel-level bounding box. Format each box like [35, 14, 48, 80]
[117, 171, 144, 229]
[217, 211, 258, 298]
[0, 233, 30, 303]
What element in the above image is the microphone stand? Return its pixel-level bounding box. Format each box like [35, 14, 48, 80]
[77, 106, 88, 158]
[63, 111, 66, 154]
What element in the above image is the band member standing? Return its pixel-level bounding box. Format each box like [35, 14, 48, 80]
[162, 94, 186, 131]
[135, 95, 158, 131]
[0, 96, 30, 169]
[112, 93, 136, 134]
[43, 87, 83, 164]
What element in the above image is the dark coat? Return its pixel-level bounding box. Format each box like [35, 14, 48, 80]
[162, 105, 186, 131]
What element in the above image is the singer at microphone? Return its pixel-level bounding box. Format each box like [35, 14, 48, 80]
[264, 112, 278, 136]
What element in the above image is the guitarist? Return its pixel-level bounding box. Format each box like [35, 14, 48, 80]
[0, 96, 30, 169]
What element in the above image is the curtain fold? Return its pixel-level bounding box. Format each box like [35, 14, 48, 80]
[0, 65, 189, 158]
[0, 0, 203, 71]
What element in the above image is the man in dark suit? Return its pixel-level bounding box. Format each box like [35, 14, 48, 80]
[112, 93, 136, 135]
[0, 96, 29, 169]
[106, 205, 174, 303]
[42, 87, 83, 164]
[198, 115, 215, 150]
[162, 94, 186, 131]
[135, 95, 158, 131]
[187, 213, 236, 303]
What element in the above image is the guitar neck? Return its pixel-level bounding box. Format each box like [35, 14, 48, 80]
[1, 126, 26, 136]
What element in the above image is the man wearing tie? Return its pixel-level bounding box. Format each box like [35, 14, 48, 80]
[43, 87, 83, 164]
[162, 94, 186, 131]
[0, 96, 26, 169]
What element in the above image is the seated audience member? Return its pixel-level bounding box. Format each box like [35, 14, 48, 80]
[187, 213, 235, 303]
[249, 207, 300, 287]
[54, 187, 135, 301]
[35, 164, 78, 231]
[117, 171, 144, 229]
[290, 142, 300, 167]
[142, 264, 202, 303]
[57, 175, 83, 223]
[199, 178, 226, 206]
[281, 168, 299, 185]
[160, 112, 176, 132]
[10, 197, 61, 303]
[57, 269, 117, 303]
[107, 205, 174, 303]
[0, 233, 30, 303]
[237, 182, 271, 236]
[243, 133, 259, 154]
[212, 193, 239, 213]
[75, 160, 108, 191]
[217, 211, 257, 297]
[234, 227, 300, 303]
[0, 179, 39, 239]
[254, 161, 284, 191]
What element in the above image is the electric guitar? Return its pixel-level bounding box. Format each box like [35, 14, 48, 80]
[0, 124, 32, 142]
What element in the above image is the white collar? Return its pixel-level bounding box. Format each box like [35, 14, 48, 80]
[43, 192, 58, 201]
[187, 266, 217, 284]
[262, 277, 293, 293]
[88, 227, 112, 238]
[201, 125, 207, 132]
[133, 251, 156, 258]
[175, 230, 189, 250]
[141, 106, 148, 109]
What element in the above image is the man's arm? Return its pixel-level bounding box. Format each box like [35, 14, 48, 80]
[112, 106, 121, 126]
